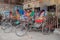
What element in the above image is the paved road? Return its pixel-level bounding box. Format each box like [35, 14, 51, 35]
[0, 27, 60, 40]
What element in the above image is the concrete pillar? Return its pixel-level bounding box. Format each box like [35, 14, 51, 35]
[55, 0, 58, 28]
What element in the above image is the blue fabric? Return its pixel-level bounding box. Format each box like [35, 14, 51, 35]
[4, 10, 10, 16]
[19, 9, 24, 15]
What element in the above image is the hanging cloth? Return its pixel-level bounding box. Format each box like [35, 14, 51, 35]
[30, 11, 35, 17]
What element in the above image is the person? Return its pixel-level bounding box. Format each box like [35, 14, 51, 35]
[15, 9, 20, 24]
[38, 10, 45, 19]
[9, 9, 20, 20]
[34, 9, 39, 20]
[24, 10, 31, 21]
[25, 10, 31, 17]
[16, 9, 20, 20]
[35, 10, 46, 23]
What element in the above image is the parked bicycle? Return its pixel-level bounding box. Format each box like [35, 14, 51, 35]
[0, 9, 56, 37]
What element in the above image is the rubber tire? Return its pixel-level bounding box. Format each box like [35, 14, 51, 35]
[15, 24, 28, 37]
[1, 22, 12, 33]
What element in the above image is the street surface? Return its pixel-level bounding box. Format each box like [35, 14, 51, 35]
[0, 26, 60, 40]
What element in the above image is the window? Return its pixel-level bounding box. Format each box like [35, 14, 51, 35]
[47, 5, 56, 12]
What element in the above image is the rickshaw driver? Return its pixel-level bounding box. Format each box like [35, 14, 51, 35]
[35, 10, 46, 23]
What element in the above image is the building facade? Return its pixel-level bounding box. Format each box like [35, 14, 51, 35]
[23, 0, 57, 9]
[23, 0, 60, 28]
[23, 0, 60, 16]
[23, 0, 40, 10]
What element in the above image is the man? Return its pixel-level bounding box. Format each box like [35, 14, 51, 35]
[9, 9, 20, 20]
[16, 9, 20, 20]
[35, 10, 46, 23]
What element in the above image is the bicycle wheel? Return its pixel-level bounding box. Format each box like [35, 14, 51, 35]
[1, 22, 12, 33]
[15, 24, 28, 37]
[41, 22, 49, 35]
[42, 25, 50, 35]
